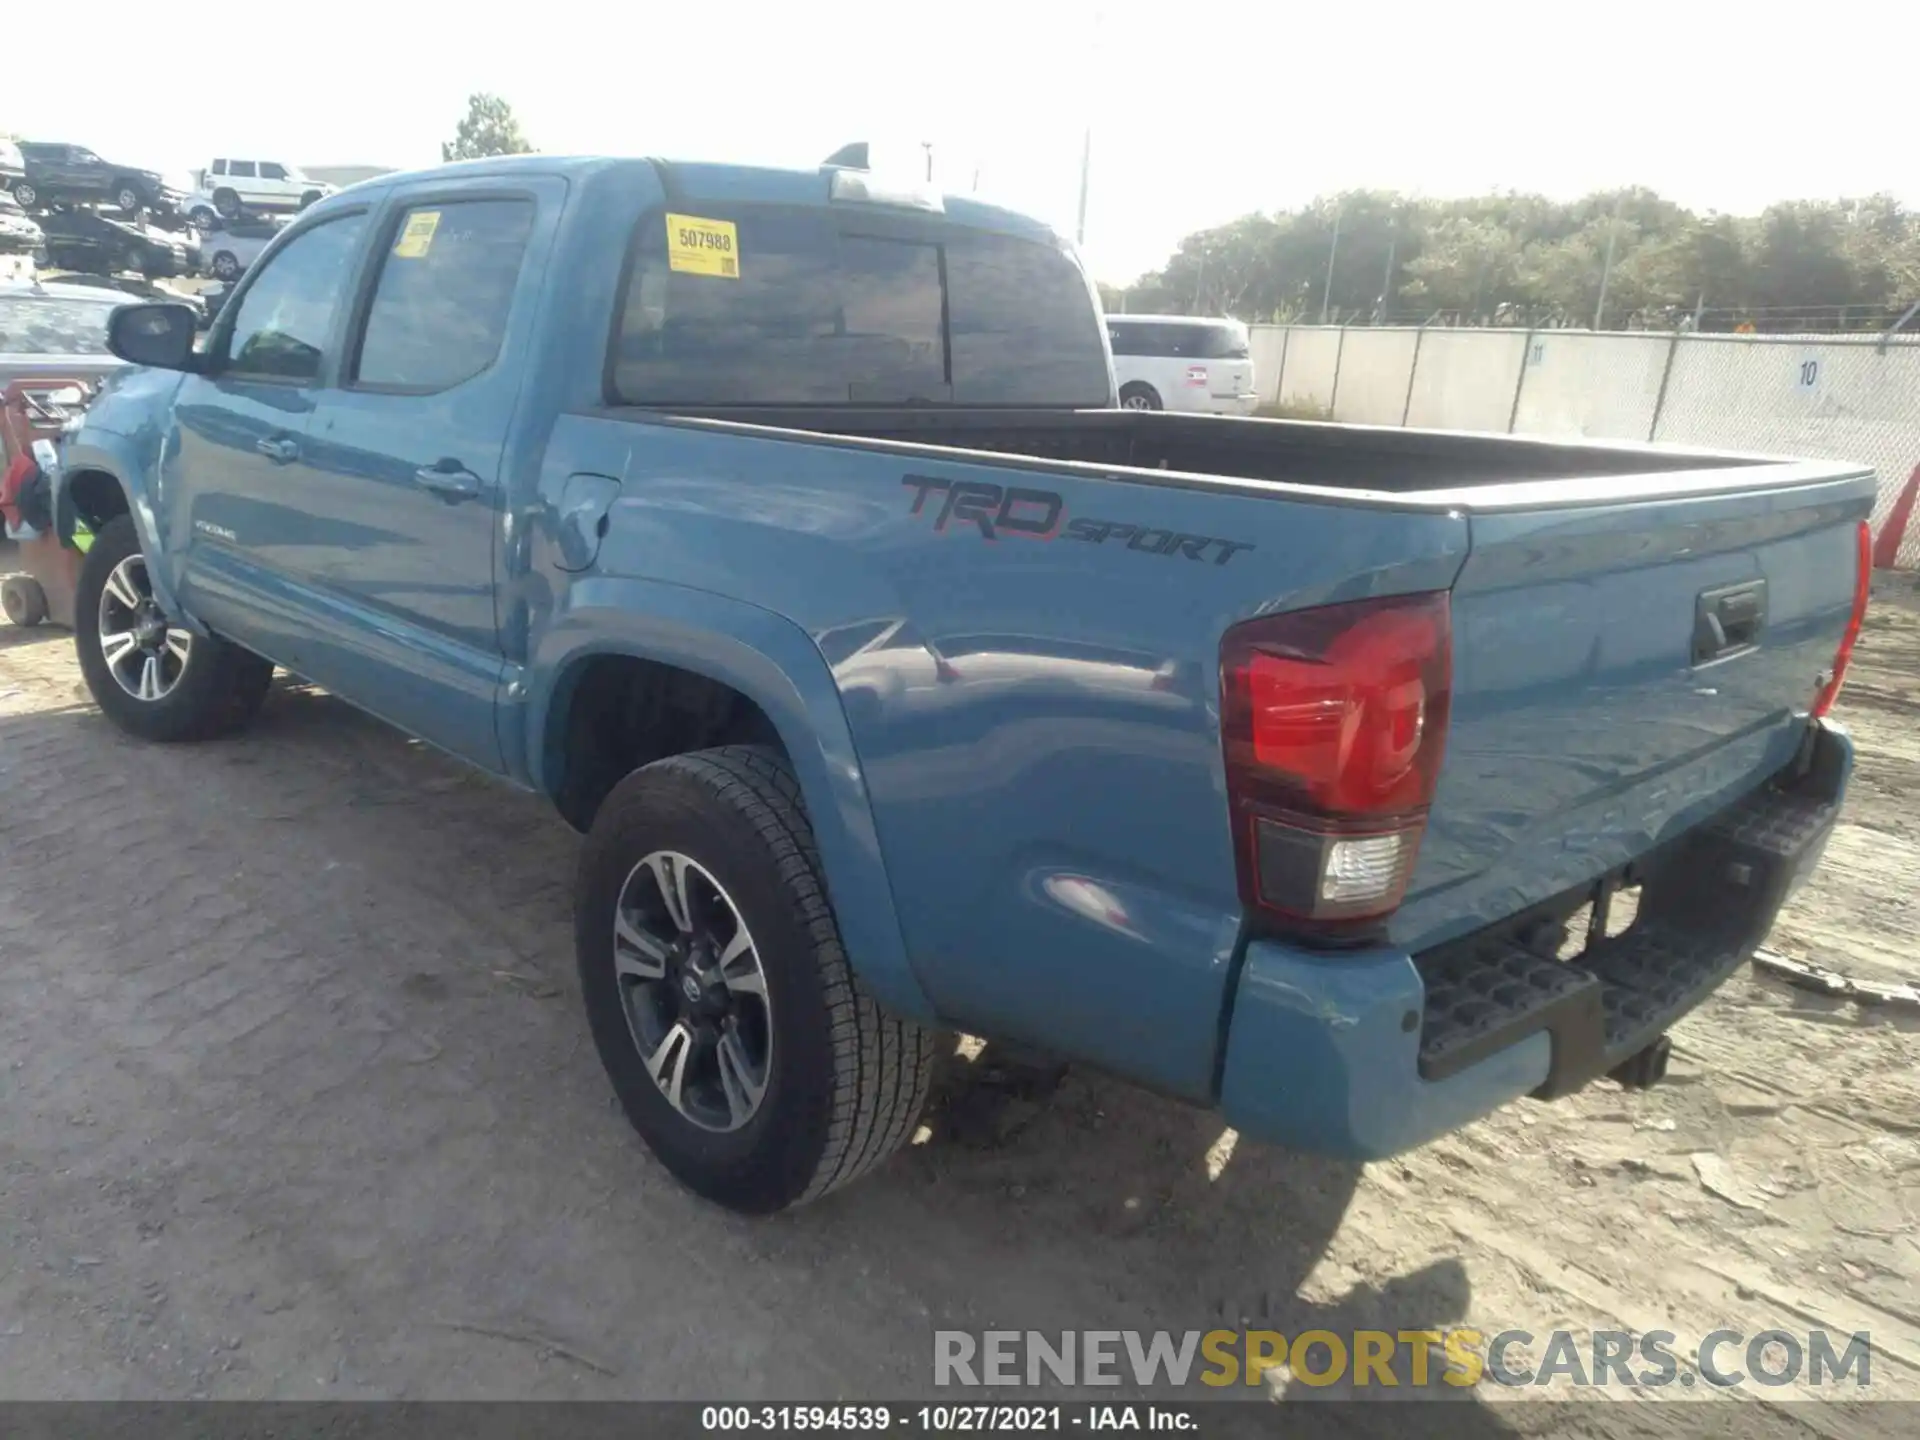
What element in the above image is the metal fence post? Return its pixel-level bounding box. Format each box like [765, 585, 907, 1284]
[1273, 325, 1292, 408]
[1507, 330, 1535, 433]
[1648, 329, 1684, 441]
[1327, 326, 1348, 419]
[1401, 325, 1426, 426]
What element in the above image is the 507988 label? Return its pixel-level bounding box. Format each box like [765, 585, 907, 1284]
[667, 213, 739, 278]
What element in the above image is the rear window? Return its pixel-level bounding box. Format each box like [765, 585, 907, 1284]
[1108, 320, 1249, 360]
[0, 296, 118, 356]
[609, 205, 1109, 408]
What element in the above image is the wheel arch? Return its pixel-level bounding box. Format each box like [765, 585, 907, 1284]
[53, 437, 190, 625]
[523, 579, 937, 1023]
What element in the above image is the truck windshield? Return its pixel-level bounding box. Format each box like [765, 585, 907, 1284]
[609, 205, 1110, 408]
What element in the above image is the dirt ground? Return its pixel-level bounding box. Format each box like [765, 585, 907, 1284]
[1, 576, 1916, 1435]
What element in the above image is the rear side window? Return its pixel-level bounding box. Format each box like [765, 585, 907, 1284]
[609, 205, 1107, 407]
[0, 297, 118, 356]
[230, 161, 257, 178]
[352, 199, 534, 392]
[1107, 321, 1249, 360]
[223, 212, 368, 381]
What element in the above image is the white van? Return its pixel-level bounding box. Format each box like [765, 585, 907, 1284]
[1105, 314, 1258, 414]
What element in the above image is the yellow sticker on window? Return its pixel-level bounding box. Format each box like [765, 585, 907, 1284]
[393, 210, 441, 259]
[665, 213, 739, 279]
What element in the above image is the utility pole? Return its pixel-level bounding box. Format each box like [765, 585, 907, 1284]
[1593, 191, 1624, 331]
[921, 142, 934, 182]
[1379, 210, 1398, 324]
[1320, 206, 1343, 324]
[1075, 125, 1091, 248]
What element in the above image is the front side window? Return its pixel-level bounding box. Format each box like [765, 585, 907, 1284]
[261, 163, 288, 181]
[223, 213, 368, 381]
[609, 207, 1107, 408]
[0, 297, 118, 356]
[352, 198, 534, 391]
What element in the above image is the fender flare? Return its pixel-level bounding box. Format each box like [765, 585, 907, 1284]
[520, 577, 938, 1025]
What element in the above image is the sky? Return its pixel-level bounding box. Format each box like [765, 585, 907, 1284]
[10, 0, 1918, 283]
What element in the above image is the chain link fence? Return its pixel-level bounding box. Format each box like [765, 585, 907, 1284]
[1254, 324, 1920, 567]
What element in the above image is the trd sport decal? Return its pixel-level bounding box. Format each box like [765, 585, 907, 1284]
[901, 476, 1255, 566]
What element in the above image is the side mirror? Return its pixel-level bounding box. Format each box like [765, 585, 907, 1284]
[106, 302, 201, 371]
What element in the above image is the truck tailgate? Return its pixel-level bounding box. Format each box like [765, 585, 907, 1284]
[1393, 464, 1876, 954]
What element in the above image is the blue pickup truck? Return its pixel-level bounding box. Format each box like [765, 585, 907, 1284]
[53, 154, 1872, 1214]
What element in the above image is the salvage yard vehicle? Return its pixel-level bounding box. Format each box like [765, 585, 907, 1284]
[13, 142, 185, 216]
[49, 154, 1871, 1215]
[39, 210, 199, 280]
[198, 158, 333, 218]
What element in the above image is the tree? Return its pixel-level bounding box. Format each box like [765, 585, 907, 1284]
[1121, 188, 1920, 333]
[441, 93, 533, 163]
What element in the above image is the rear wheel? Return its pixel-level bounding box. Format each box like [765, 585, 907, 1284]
[211, 250, 239, 281]
[299, 190, 323, 210]
[12, 180, 37, 208]
[576, 746, 937, 1213]
[1119, 382, 1162, 411]
[74, 515, 273, 742]
[213, 187, 241, 220]
[112, 182, 144, 214]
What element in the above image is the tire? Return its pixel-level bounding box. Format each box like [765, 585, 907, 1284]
[189, 205, 218, 230]
[1119, 383, 1162, 411]
[113, 182, 145, 214]
[12, 180, 36, 209]
[213, 188, 241, 220]
[576, 745, 937, 1214]
[74, 515, 273, 742]
[211, 250, 239, 281]
[1, 575, 48, 627]
[299, 190, 322, 210]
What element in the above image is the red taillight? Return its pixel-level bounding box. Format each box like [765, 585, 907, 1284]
[1220, 592, 1452, 931]
[1812, 520, 1872, 719]
[1185, 365, 1209, 387]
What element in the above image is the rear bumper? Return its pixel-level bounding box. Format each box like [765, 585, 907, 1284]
[1219, 719, 1850, 1160]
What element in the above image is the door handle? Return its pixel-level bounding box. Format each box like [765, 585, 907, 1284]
[413, 464, 482, 502]
[1692, 579, 1768, 665]
[255, 436, 299, 464]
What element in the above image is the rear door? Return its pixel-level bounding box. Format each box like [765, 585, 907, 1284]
[288, 178, 561, 768]
[1394, 468, 1876, 954]
[1193, 321, 1254, 402]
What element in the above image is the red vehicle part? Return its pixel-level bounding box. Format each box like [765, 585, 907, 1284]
[1, 377, 93, 630]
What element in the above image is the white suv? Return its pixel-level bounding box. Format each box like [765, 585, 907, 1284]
[1106, 315, 1259, 415]
[197, 158, 334, 218]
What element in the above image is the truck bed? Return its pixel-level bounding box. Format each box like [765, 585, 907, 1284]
[631, 405, 1801, 503]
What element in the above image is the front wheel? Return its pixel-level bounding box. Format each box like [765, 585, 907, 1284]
[11, 180, 37, 209]
[211, 250, 239, 281]
[213, 187, 241, 219]
[74, 515, 273, 742]
[576, 746, 937, 1213]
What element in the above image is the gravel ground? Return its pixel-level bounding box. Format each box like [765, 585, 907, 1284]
[0, 576, 1915, 1435]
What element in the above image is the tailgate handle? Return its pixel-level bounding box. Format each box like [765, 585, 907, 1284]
[1693, 580, 1767, 665]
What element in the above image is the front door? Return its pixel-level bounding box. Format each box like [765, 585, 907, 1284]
[166, 206, 373, 675]
[290, 182, 559, 769]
